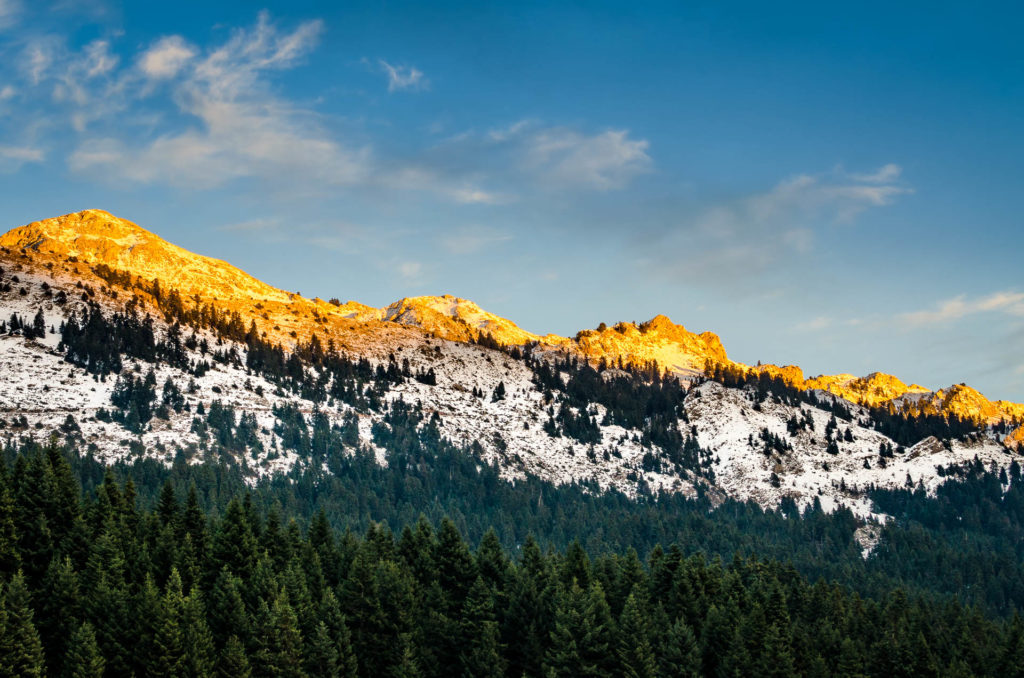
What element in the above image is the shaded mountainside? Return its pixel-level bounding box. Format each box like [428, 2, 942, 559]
[0, 209, 1022, 520]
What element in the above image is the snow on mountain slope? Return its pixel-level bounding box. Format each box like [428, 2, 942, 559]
[5, 209, 1022, 430]
[0, 253, 688, 496]
[686, 381, 1010, 517]
[1, 208, 1022, 521]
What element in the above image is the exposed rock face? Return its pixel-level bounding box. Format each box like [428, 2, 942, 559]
[1006, 426, 1024, 451]
[571, 315, 729, 377]
[1, 209, 293, 303]
[381, 295, 542, 345]
[805, 372, 931, 406]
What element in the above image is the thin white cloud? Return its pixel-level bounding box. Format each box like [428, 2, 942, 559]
[900, 291, 1024, 326]
[0, 85, 15, 101]
[22, 39, 56, 85]
[0, 144, 44, 171]
[0, 0, 20, 30]
[69, 12, 371, 189]
[138, 36, 196, 79]
[399, 261, 422, 278]
[378, 59, 428, 92]
[441, 225, 512, 255]
[382, 166, 508, 205]
[524, 128, 651, 190]
[11, 12, 649, 206]
[646, 164, 910, 284]
[217, 217, 282, 233]
[852, 163, 902, 183]
[794, 316, 832, 332]
[488, 119, 532, 142]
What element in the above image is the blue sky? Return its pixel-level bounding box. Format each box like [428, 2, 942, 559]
[1, 1, 1022, 400]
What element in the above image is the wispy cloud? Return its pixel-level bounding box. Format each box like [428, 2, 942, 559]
[900, 291, 1024, 326]
[414, 120, 652, 195]
[0, 144, 44, 170]
[6, 12, 652, 207]
[524, 128, 651, 190]
[68, 12, 373, 189]
[852, 162, 902, 183]
[794, 316, 833, 332]
[0, 0, 20, 30]
[441, 225, 512, 255]
[216, 217, 282, 233]
[377, 59, 428, 92]
[398, 260, 422, 279]
[22, 38, 57, 85]
[644, 164, 911, 285]
[380, 166, 507, 205]
[138, 36, 196, 80]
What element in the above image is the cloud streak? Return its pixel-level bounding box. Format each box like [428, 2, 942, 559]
[0, 0, 19, 30]
[138, 36, 196, 79]
[524, 128, 651, 190]
[441, 225, 512, 255]
[378, 59, 428, 92]
[900, 291, 1024, 326]
[0, 144, 44, 171]
[643, 165, 911, 285]
[67, 12, 374, 189]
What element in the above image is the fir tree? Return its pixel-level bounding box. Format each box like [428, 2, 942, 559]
[660, 617, 700, 678]
[459, 576, 505, 678]
[61, 623, 105, 678]
[0, 572, 46, 677]
[617, 592, 657, 678]
[216, 635, 251, 678]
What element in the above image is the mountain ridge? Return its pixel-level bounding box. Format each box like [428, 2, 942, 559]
[2, 209, 1021, 426]
[1, 208, 1022, 519]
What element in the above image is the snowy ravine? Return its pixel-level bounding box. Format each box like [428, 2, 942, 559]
[0, 257, 1019, 536]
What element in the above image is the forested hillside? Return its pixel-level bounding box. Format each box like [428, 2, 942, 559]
[2, 439, 1024, 677]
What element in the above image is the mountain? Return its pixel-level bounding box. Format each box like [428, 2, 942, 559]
[1, 209, 1022, 523]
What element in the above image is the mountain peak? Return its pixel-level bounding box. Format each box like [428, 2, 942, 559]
[382, 294, 541, 344]
[0, 209, 292, 304]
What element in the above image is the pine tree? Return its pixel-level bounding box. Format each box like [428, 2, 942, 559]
[617, 592, 657, 678]
[305, 621, 340, 677]
[390, 633, 421, 678]
[0, 572, 46, 677]
[660, 617, 700, 678]
[318, 590, 358, 678]
[39, 556, 82, 673]
[762, 623, 796, 678]
[62, 623, 105, 678]
[210, 498, 258, 584]
[31, 308, 45, 340]
[459, 576, 505, 678]
[151, 569, 187, 677]
[0, 464, 20, 575]
[183, 589, 216, 677]
[252, 591, 307, 678]
[544, 581, 614, 678]
[208, 566, 251, 650]
[216, 635, 251, 678]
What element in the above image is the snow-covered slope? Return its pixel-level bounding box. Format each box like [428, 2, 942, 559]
[1, 209, 1022, 523]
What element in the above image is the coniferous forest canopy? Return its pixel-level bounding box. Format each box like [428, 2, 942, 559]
[1, 426, 1024, 676]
